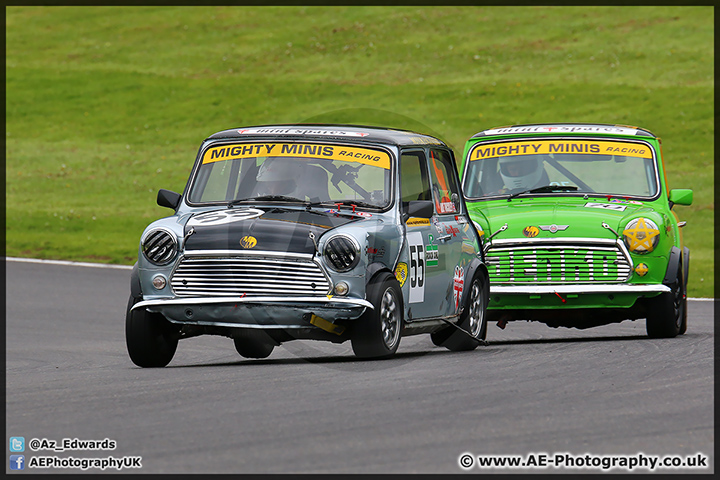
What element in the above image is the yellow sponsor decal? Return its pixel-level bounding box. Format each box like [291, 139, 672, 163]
[203, 143, 391, 169]
[406, 217, 431, 227]
[470, 140, 653, 161]
[394, 262, 408, 287]
[239, 235, 257, 249]
[523, 226, 539, 238]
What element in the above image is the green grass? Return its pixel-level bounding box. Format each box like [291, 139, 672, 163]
[6, 6, 714, 297]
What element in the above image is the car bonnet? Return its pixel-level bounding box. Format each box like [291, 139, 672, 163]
[183, 207, 367, 254]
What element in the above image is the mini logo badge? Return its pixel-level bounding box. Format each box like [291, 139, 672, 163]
[540, 224, 569, 234]
[239, 235, 257, 249]
[523, 226, 539, 238]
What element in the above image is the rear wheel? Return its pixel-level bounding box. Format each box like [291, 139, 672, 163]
[646, 267, 686, 338]
[351, 272, 403, 359]
[125, 295, 179, 368]
[431, 273, 488, 351]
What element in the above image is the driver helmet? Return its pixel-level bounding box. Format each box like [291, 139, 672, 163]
[498, 155, 544, 190]
[256, 157, 303, 195]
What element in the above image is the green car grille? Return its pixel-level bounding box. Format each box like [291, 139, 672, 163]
[486, 239, 632, 284]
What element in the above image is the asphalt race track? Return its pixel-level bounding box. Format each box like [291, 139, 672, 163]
[5, 259, 715, 474]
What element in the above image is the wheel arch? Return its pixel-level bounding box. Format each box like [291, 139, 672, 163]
[366, 261, 395, 286]
[461, 258, 489, 309]
[130, 262, 142, 299]
[663, 246, 682, 286]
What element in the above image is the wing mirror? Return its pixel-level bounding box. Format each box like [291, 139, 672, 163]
[157, 189, 181, 210]
[402, 200, 434, 222]
[669, 189, 693, 207]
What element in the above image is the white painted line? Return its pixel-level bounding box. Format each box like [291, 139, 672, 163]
[5, 257, 133, 270]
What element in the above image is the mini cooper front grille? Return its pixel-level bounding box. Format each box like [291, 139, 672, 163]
[486, 241, 632, 284]
[170, 254, 331, 297]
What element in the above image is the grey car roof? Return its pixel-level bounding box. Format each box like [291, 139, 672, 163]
[205, 124, 448, 147]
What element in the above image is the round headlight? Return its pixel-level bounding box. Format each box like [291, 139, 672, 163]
[323, 235, 361, 272]
[142, 228, 178, 265]
[152, 274, 168, 290]
[334, 281, 349, 296]
[622, 218, 660, 254]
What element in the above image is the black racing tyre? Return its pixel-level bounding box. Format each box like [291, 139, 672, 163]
[431, 272, 488, 351]
[646, 266, 686, 338]
[233, 331, 275, 359]
[125, 295, 179, 368]
[351, 272, 403, 359]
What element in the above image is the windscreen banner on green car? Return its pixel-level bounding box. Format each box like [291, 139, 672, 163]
[468, 140, 653, 161]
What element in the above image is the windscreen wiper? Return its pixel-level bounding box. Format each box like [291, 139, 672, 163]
[507, 185, 578, 202]
[306, 200, 380, 214]
[227, 195, 307, 208]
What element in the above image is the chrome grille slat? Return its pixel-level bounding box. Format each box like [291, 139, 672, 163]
[486, 241, 632, 284]
[171, 255, 331, 297]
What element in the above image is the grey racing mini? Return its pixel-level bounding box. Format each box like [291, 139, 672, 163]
[126, 124, 489, 367]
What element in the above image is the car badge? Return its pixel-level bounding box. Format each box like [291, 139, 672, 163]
[394, 263, 408, 287]
[539, 224, 569, 234]
[522, 226, 539, 238]
[239, 235, 258, 249]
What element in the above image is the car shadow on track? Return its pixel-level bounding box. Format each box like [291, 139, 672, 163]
[160, 345, 496, 369]
[487, 334, 651, 346]
[158, 334, 671, 369]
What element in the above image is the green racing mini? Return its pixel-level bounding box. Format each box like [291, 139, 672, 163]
[460, 124, 693, 337]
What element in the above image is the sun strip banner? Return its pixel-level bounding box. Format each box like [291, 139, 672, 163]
[202, 143, 391, 169]
[470, 140, 653, 161]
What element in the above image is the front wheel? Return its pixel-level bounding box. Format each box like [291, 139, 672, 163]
[431, 273, 488, 351]
[125, 295, 179, 368]
[646, 267, 686, 338]
[351, 272, 403, 359]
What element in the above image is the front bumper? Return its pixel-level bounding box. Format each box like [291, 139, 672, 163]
[132, 295, 372, 329]
[491, 284, 671, 295]
[488, 283, 669, 310]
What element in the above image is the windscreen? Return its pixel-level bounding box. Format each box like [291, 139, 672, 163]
[188, 142, 392, 208]
[463, 139, 659, 199]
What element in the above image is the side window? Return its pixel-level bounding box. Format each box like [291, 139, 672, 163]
[428, 149, 461, 214]
[400, 151, 432, 203]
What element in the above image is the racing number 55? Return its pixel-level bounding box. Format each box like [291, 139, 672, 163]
[407, 232, 426, 303]
[409, 243, 425, 289]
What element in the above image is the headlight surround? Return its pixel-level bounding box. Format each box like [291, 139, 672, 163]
[142, 228, 178, 265]
[323, 234, 361, 272]
[622, 217, 660, 254]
